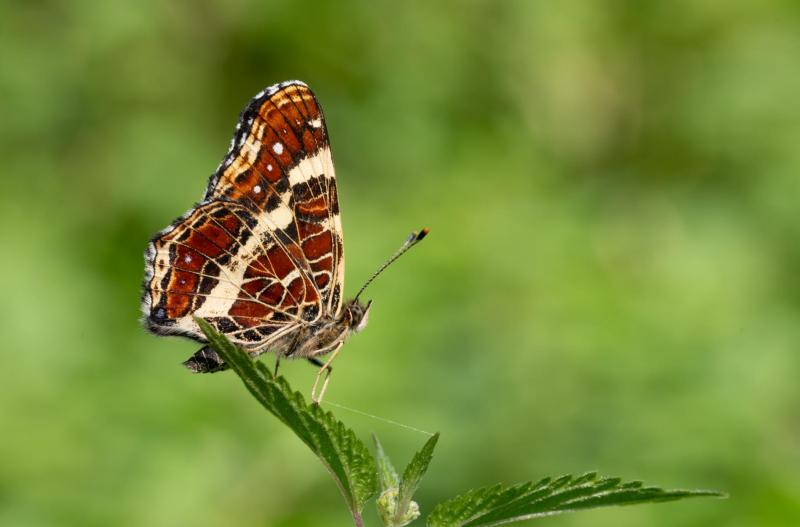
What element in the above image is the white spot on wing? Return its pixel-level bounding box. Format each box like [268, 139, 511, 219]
[310, 118, 322, 129]
[273, 142, 284, 155]
[184, 254, 192, 264]
[253, 185, 261, 194]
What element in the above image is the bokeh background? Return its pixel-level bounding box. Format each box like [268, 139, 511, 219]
[2, 1, 799, 526]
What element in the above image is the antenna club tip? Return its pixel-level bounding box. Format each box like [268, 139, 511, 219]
[417, 227, 430, 241]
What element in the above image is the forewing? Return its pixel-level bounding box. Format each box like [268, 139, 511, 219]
[205, 80, 344, 316]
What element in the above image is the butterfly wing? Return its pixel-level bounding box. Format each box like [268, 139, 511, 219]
[142, 81, 344, 358]
[206, 81, 344, 315]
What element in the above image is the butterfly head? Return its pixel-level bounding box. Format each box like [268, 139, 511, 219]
[341, 299, 372, 334]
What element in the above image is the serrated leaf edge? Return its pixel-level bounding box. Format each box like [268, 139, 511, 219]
[195, 319, 378, 524]
[427, 473, 724, 527]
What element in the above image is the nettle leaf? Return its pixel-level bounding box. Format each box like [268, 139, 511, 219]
[374, 432, 440, 527]
[374, 434, 401, 492]
[374, 434, 404, 526]
[196, 319, 378, 526]
[396, 433, 439, 523]
[426, 472, 724, 527]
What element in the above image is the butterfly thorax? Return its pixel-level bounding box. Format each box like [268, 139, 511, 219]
[283, 299, 371, 358]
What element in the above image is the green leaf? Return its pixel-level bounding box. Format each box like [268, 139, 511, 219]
[426, 472, 725, 527]
[373, 433, 438, 526]
[373, 434, 401, 492]
[373, 434, 405, 527]
[396, 433, 439, 524]
[372, 434, 439, 527]
[195, 318, 378, 526]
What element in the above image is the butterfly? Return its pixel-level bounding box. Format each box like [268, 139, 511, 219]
[141, 80, 427, 402]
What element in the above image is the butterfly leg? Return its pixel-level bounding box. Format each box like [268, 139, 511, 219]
[307, 357, 325, 368]
[275, 330, 304, 376]
[310, 343, 344, 404]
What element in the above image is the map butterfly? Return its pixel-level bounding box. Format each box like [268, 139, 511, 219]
[142, 80, 427, 402]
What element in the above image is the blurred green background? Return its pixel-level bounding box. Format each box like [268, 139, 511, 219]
[1, 1, 799, 525]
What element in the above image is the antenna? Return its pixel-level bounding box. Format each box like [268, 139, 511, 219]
[354, 227, 429, 301]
